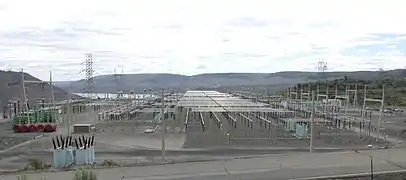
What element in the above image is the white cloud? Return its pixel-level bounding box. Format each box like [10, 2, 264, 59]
[0, 0, 406, 80]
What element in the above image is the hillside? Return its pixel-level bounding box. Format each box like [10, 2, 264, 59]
[281, 76, 406, 106]
[0, 70, 81, 108]
[55, 69, 406, 93]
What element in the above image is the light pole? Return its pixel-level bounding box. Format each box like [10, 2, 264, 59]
[161, 89, 166, 160]
[370, 155, 374, 180]
[67, 92, 72, 136]
[310, 90, 315, 153]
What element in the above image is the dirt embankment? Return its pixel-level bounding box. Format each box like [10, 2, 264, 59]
[315, 171, 406, 180]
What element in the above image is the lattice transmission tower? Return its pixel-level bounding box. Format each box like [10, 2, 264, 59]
[112, 68, 124, 98]
[317, 60, 328, 80]
[317, 60, 328, 73]
[82, 53, 94, 99]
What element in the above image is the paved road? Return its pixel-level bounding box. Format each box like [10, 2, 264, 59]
[3, 148, 406, 180]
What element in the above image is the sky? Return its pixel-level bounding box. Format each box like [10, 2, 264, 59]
[1, 0, 406, 81]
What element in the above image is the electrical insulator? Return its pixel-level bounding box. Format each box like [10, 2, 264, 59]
[17, 100, 21, 112]
[13, 101, 17, 114]
[41, 98, 45, 108]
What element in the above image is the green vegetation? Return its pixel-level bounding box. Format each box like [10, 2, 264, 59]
[24, 159, 50, 171]
[283, 77, 406, 106]
[16, 174, 46, 180]
[16, 165, 97, 180]
[73, 166, 97, 180]
[100, 160, 120, 167]
[15, 167, 97, 180]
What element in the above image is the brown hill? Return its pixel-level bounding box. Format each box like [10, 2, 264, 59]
[0, 70, 81, 108]
[56, 69, 406, 93]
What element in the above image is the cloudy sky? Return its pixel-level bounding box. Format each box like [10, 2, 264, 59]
[1, 0, 406, 81]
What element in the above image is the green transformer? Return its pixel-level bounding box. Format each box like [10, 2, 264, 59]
[12, 107, 59, 125]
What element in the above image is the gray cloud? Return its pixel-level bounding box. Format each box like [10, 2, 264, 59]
[70, 27, 121, 36]
[340, 34, 406, 57]
[152, 23, 183, 29]
[351, 33, 406, 44]
[226, 17, 269, 27]
[2, 27, 76, 42]
[369, 33, 406, 41]
[2, 1, 406, 81]
[196, 64, 206, 70]
[0, 27, 86, 53]
[139, 55, 161, 59]
[267, 36, 281, 40]
[310, 45, 328, 51]
[307, 21, 340, 29]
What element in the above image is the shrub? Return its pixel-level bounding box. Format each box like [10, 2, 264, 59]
[17, 174, 27, 180]
[73, 166, 97, 180]
[16, 173, 47, 179]
[100, 160, 119, 167]
[24, 159, 50, 170]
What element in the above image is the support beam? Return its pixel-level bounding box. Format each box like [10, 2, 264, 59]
[310, 90, 315, 153]
[160, 89, 166, 161]
[198, 109, 205, 132]
[249, 112, 272, 124]
[238, 112, 254, 129]
[362, 85, 385, 141]
[184, 108, 189, 132]
[208, 106, 223, 131]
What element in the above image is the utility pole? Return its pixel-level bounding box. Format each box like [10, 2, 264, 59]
[295, 86, 298, 110]
[353, 84, 358, 108]
[265, 88, 268, 104]
[161, 89, 166, 160]
[362, 85, 367, 136]
[300, 85, 303, 111]
[370, 156, 374, 180]
[49, 71, 55, 109]
[335, 84, 338, 100]
[325, 83, 329, 115]
[19, 69, 56, 125]
[308, 84, 311, 102]
[310, 90, 315, 153]
[316, 84, 319, 102]
[21, 69, 30, 123]
[149, 88, 153, 102]
[344, 85, 349, 120]
[377, 85, 385, 142]
[67, 92, 72, 136]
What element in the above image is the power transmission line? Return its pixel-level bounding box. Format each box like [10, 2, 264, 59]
[81, 53, 95, 99]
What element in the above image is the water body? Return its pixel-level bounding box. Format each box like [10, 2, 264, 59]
[74, 93, 156, 100]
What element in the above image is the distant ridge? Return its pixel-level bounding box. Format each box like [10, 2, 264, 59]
[55, 69, 406, 93]
[0, 70, 81, 108]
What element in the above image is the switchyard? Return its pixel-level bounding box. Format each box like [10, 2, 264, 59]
[0, 86, 402, 172]
[238, 82, 405, 148]
[177, 90, 386, 149]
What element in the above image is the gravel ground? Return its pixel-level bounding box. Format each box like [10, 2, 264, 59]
[182, 110, 388, 149]
[0, 103, 403, 173]
[0, 121, 43, 151]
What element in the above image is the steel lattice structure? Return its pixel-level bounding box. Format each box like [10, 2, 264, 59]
[317, 60, 328, 81]
[112, 68, 124, 99]
[317, 60, 328, 73]
[84, 53, 94, 99]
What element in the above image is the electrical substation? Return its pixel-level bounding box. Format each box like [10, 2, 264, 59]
[0, 58, 405, 173]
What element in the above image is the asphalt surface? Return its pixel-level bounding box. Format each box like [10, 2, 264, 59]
[3, 148, 406, 180]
